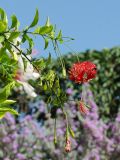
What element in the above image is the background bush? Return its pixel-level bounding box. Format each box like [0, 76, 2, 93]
[0, 47, 120, 160]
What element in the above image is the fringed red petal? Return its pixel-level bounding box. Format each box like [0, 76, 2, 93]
[69, 61, 97, 83]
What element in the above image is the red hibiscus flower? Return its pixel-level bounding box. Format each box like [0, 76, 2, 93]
[69, 61, 97, 83]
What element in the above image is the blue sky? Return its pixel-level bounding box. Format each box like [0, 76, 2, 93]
[1, 0, 120, 57]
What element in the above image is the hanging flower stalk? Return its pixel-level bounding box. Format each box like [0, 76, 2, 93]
[69, 61, 97, 114]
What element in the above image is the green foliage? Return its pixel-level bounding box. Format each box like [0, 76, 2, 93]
[9, 32, 20, 41]
[0, 8, 8, 33]
[0, 7, 69, 119]
[0, 107, 18, 119]
[0, 8, 8, 22]
[56, 30, 63, 44]
[0, 81, 18, 118]
[0, 81, 15, 101]
[29, 8, 39, 28]
[0, 48, 17, 79]
[10, 14, 20, 30]
[0, 20, 7, 33]
[0, 35, 4, 43]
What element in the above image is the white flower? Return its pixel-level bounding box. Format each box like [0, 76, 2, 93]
[13, 38, 40, 98]
[15, 55, 40, 98]
[18, 81, 37, 98]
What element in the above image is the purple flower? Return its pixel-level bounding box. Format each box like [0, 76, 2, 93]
[10, 133, 18, 139]
[23, 127, 30, 135]
[5, 113, 15, 124]
[38, 102, 45, 113]
[12, 142, 18, 151]
[78, 146, 83, 152]
[115, 114, 120, 122]
[54, 149, 61, 156]
[24, 115, 32, 121]
[66, 88, 73, 95]
[2, 137, 11, 143]
[4, 158, 10, 160]
[16, 153, 26, 160]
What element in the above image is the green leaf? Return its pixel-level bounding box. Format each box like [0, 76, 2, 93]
[39, 78, 43, 86]
[0, 100, 16, 106]
[56, 30, 63, 43]
[0, 107, 18, 119]
[33, 58, 46, 70]
[57, 30, 62, 40]
[4, 41, 18, 61]
[59, 90, 67, 103]
[53, 78, 61, 97]
[0, 8, 8, 23]
[23, 34, 34, 50]
[0, 81, 15, 102]
[22, 57, 28, 71]
[0, 112, 6, 119]
[44, 38, 49, 49]
[11, 15, 20, 29]
[57, 30, 63, 44]
[39, 25, 53, 35]
[0, 20, 7, 33]
[9, 32, 20, 41]
[29, 9, 39, 28]
[43, 83, 47, 91]
[69, 126, 75, 138]
[34, 26, 41, 34]
[62, 67, 66, 78]
[0, 36, 5, 43]
[52, 97, 60, 107]
[45, 17, 50, 26]
[46, 70, 56, 89]
[46, 53, 51, 65]
[12, 52, 18, 61]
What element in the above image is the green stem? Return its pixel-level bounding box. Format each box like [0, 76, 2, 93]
[54, 118, 57, 144]
[63, 42, 80, 62]
[62, 108, 69, 138]
[52, 40, 61, 64]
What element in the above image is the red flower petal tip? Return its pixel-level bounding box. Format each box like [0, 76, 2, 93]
[65, 138, 71, 152]
[79, 101, 89, 115]
[69, 61, 97, 83]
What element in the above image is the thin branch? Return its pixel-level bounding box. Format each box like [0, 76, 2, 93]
[6, 39, 40, 73]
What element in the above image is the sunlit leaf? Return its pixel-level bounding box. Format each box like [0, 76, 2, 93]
[39, 25, 53, 35]
[0, 36, 5, 43]
[0, 20, 7, 33]
[0, 100, 16, 105]
[9, 32, 20, 41]
[69, 126, 75, 138]
[0, 8, 8, 23]
[23, 34, 34, 50]
[62, 67, 66, 78]
[22, 57, 28, 71]
[44, 38, 49, 49]
[57, 30, 62, 40]
[45, 17, 50, 27]
[0, 81, 15, 102]
[11, 15, 20, 29]
[34, 26, 41, 34]
[46, 53, 51, 65]
[0, 107, 18, 119]
[29, 8, 39, 28]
